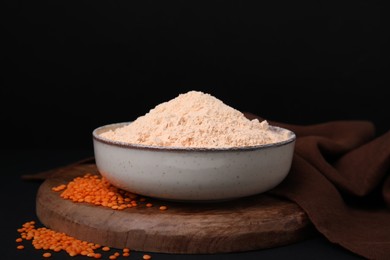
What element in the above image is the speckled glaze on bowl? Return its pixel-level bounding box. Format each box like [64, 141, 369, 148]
[92, 122, 296, 202]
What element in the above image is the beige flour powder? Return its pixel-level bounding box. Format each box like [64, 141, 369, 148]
[100, 91, 289, 148]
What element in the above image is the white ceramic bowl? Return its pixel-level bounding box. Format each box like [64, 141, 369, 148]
[92, 122, 296, 202]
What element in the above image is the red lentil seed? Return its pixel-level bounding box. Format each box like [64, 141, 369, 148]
[159, 206, 168, 211]
[143, 254, 152, 260]
[42, 252, 52, 258]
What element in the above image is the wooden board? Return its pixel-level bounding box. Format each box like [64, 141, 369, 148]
[36, 164, 313, 254]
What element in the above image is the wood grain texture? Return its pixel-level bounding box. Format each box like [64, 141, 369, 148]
[36, 164, 313, 254]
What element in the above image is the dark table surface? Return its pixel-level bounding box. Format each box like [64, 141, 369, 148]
[3, 150, 364, 260]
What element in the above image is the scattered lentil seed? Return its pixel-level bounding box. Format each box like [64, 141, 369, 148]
[16, 221, 157, 259]
[51, 173, 155, 211]
[17, 221, 101, 257]
[19, 173, 171, 259]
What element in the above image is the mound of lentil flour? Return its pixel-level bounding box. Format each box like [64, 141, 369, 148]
[100, 91, 290, 148]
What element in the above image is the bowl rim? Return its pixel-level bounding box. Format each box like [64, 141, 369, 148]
[92, 122, 296, 152]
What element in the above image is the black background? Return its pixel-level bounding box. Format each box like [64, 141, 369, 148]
[0, 1, 388, 259]
[2, 0, 389, 150]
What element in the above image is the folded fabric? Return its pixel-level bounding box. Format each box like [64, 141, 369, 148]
[244, 112, 390, 260]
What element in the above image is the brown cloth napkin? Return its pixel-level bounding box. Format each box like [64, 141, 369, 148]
[244, 112, 390, 260]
